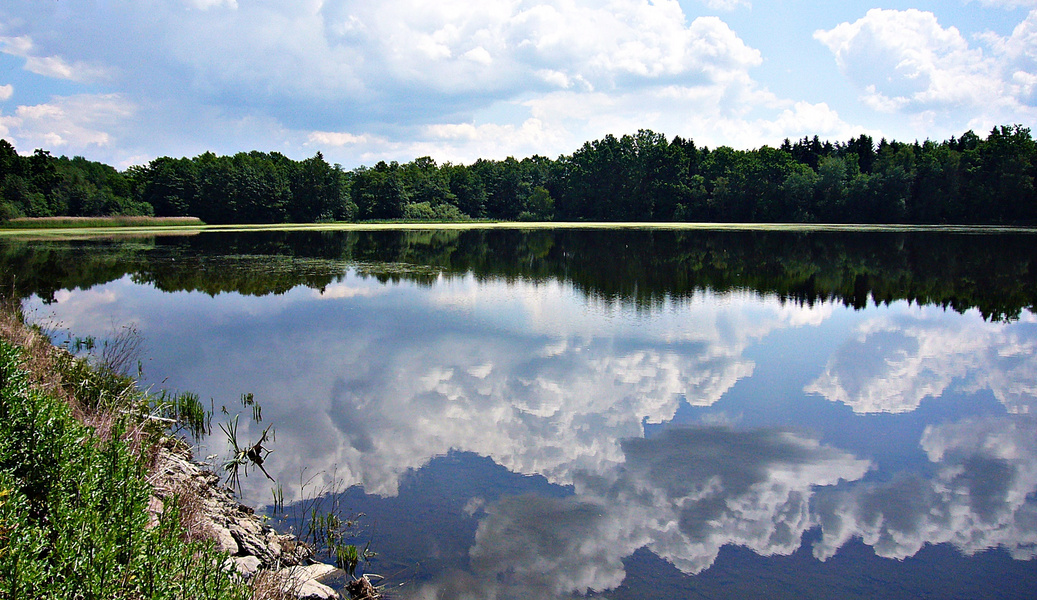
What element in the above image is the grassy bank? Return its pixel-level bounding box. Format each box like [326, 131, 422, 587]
[0, 303, 255, 599]
[1, 216, 206, 230]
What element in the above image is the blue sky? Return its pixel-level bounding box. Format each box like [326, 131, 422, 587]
[1, 0, 1035, 169]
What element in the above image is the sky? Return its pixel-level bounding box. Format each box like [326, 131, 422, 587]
[1, 0, 1036, 169]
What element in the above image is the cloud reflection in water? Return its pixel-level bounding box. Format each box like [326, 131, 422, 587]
[460, 427, 870, 598]
[25, 272, 1037, 598]
[216, 275, 813, 502]
[815, 415, 1037, 562]
[806, 307, 1037, 414]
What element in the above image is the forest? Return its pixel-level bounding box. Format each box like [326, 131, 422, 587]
[1, 124, 1035, 225]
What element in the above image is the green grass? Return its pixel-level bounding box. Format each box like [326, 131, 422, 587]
[0, 337, 252, 599]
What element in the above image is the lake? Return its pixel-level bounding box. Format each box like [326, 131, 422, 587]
[4, 225, 1037, 599]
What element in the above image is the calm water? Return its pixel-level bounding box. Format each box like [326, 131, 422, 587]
[5, 227, 1037, 599]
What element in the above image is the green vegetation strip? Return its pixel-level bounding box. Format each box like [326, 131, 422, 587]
[3, 216, 205, 229]
[0, 340, 251, 600]
[3, 220, 1036, 239]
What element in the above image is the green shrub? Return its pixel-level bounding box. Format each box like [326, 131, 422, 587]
[0, 341, 251, 600]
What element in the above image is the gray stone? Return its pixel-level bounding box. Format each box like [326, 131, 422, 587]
[279, 566, 341, 600]
[232, 555, 262, 578]
[213, 524, 240, 555]
[298, 563, 338, 581]
[295, 578, 339, 600]
[149, 439, 312, 571]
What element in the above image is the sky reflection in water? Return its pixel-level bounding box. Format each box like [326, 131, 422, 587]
[25, 260, 1037, 599]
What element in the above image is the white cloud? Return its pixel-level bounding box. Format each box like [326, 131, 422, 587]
[2, 1, 999, 171]
[814, 7, 1037, 139]
[0, 94, 134, 150]
[415, 117, 567, 163]
[0, 34, 110, 83]
[0, 35, 33, 57]
[816, 9, 1002, 112]
[24, 55, 110, 83]
[187, 0, 238, 9]
[58, 273, 832, 507]
[0, 0, 832, 165]
[468, 427, 871, 596]
[703, 0, 751, 10]
[982, 9, 1037, 103]
[311, 282, 383, 299]
[306, 131, 369, 146]
[464, 415, 1037, 597]
[968, 0, 1037, 7]
[0, 84, 12, 101]
[462, 46, 493, 65]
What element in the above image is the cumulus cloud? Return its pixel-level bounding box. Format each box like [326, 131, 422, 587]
[815, 7, 1037, 136]
[1, 1, 761, 115]
[32, 272, 833, 507]
[815, 9, 1002, 112]
[0, 0, 871, 166]
[703, 0, 751, 10]
[981, 9, 1037, 103]
[0, 33, 110, 83]
[302, 327, 755, 498]
[187, 0, 238, 9]
[0, 94, 134, 150]
[306, 131, 370, 146]
[452, 416, 1037, 598]
[0, 84, 12, 101]
[805, 305, 1037, 414]
[967, 0, 1037, 8]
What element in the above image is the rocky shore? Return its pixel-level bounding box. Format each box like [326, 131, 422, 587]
[146, 439, 379, 600]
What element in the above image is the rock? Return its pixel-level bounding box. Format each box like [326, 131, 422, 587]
[298, 563, 339, 581]
[232, 555, 263, 578]
[207, 524, 236, 554]
[279, 565, 342, 600]
[295, 578, 339, 600]
[230, 520, 273, 560]
[149, 438, 312, 571]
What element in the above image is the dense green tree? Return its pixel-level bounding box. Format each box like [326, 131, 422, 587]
[290, 152, 350, 222]
[444, 164, 486, 217]
[351, 161, 410, 220]
[5, 123, 1037, 226]
[138, 157, 199, 217]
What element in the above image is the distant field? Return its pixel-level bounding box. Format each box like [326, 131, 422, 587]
[2, 216, 205, 229]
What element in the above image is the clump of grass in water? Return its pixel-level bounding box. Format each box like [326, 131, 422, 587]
[270, 468, 380, 595]
[153, 389, 212, 442]
[219, 392, 276, 495]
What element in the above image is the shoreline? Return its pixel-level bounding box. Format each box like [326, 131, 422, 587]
[0, 302, 373, 600]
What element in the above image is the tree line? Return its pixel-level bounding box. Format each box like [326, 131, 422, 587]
[2, 125, 1036, 225]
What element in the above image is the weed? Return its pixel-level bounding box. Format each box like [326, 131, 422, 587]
[272, 468, 377, 585]
[152, 389, 212, 442]
[219, 393, 275, 495]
